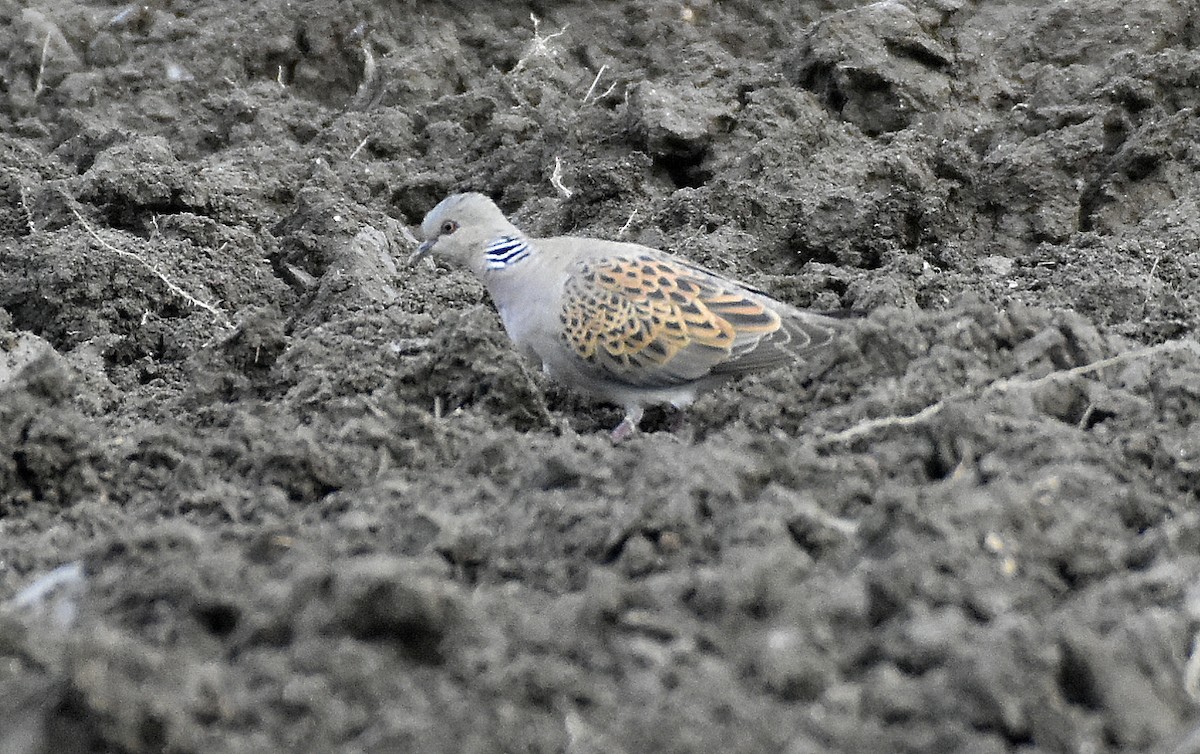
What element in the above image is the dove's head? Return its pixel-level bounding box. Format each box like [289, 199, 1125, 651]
[413, 192, 520, 276]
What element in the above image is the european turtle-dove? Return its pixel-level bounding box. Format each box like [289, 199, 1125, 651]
[413, 192, 847, 440]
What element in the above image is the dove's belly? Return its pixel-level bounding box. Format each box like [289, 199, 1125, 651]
[536, 344, 715, 411]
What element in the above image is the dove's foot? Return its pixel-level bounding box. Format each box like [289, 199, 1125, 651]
[667, 409, 692, 436]
[609, 407, 644, 443]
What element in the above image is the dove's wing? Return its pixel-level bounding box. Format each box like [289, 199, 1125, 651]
[557, 251, 841, 389]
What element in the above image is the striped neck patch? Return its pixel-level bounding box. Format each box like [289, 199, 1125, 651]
[484, 235, 533, 270]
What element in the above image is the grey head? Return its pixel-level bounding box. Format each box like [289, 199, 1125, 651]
[412, 192, 522, 277]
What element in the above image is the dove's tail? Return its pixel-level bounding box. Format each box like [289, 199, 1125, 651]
[713, 306, 854, 378]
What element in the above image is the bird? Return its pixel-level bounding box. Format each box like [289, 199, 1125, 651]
[412, 192, 848, 440]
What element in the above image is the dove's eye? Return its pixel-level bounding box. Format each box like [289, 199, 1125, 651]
[440, 220, 458, 235]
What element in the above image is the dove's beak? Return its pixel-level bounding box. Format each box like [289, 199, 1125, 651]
[409, 239, 435, 263]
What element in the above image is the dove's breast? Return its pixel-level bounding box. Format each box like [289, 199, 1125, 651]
[486, 256, 570, 366]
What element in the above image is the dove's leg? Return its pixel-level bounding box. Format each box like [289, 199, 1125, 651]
[610, 406, 645, 443]
[667, 407, 691, 435]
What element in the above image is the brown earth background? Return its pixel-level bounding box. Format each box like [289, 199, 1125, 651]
[2, 0, 1200, 752]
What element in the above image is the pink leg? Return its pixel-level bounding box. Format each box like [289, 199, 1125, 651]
[609, 406, 644, 443]
[667, 408, 690, 435]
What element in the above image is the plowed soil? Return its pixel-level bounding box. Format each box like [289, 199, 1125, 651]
[2, 1, 1199, 752]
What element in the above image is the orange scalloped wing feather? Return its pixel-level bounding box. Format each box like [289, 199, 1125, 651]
[558, 253, 784, 388]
